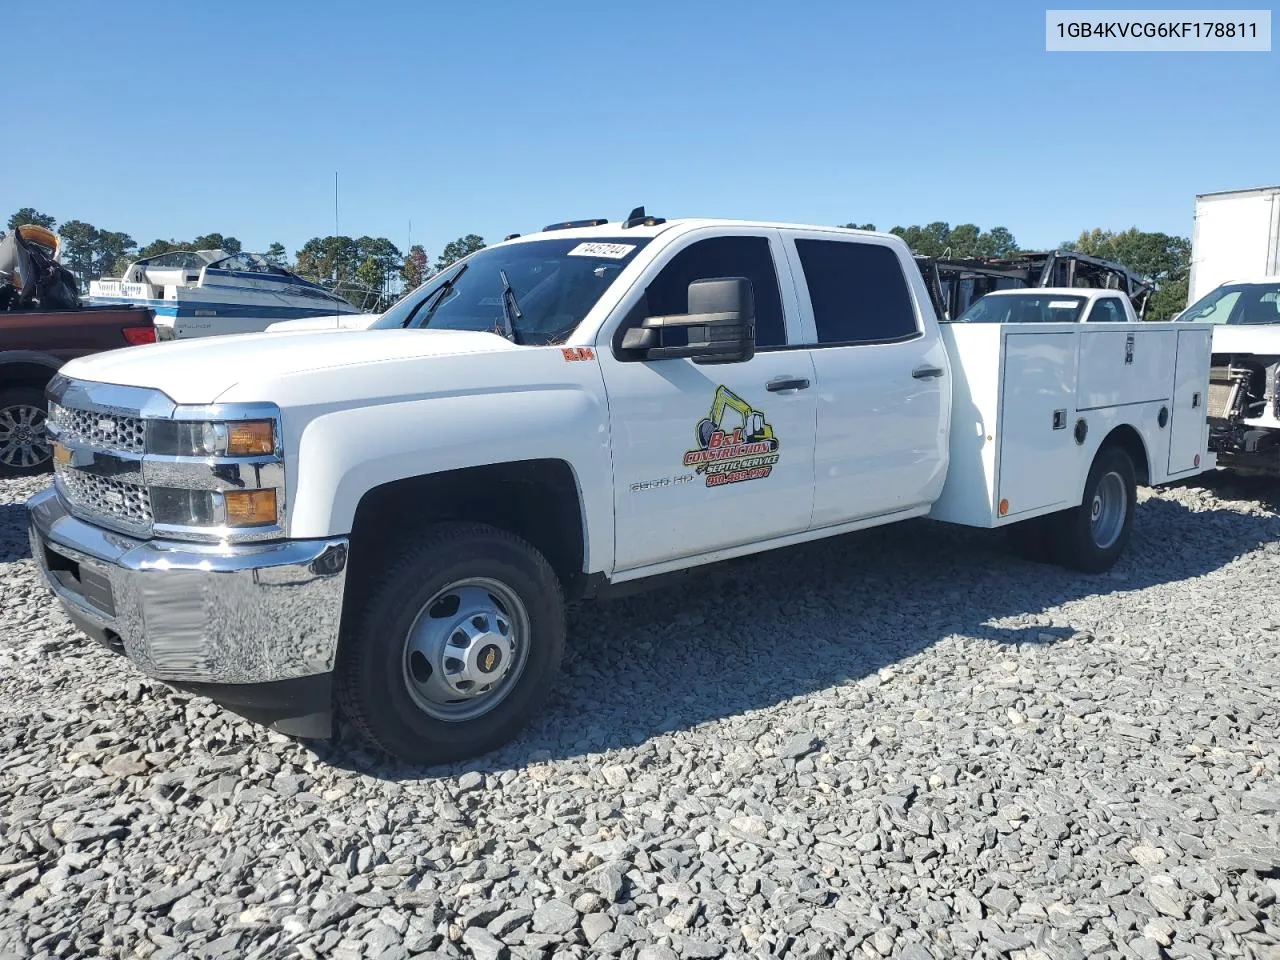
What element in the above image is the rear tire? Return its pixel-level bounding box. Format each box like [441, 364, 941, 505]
[0, 386, 53, 476]
[336, 522, 565, 765]
[1050, 446, 1136, 573]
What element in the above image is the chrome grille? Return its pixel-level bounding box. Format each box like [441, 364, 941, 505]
[48, 402, 146, 454]
[56, 466, 152, 529]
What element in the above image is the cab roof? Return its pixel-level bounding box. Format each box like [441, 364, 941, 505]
[980, 287, 1128, 301]
[499, 218, 898, 245]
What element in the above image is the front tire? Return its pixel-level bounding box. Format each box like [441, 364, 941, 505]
[0, 386, 53, 476]
[336, 522, 565, 764]
[1051, 446, 1136, 573]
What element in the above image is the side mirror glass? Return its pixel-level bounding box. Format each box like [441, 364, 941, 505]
[622, 277, 756, 364]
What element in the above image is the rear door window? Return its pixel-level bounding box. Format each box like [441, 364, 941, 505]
[1085, 297, 1127, 322]
[793, 239, 918, 345]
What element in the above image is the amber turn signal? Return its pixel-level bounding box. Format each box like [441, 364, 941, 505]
[226, 420, 275, 456]
[224, 489, 278, 526]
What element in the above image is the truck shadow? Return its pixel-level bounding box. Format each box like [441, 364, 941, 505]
[328, 491, 1278, 779]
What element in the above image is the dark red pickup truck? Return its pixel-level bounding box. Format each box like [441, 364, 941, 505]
[0, 305, 155, 475]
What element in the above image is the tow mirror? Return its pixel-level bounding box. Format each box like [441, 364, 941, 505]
[621, 277, 756, 364]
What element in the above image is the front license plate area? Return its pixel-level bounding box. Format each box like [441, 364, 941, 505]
[43, 544, 116, 617]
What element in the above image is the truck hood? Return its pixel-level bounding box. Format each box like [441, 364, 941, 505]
[264, 313, 382, 332]
[1211, 324, 1280, 356]
[59, 329, 519, 404]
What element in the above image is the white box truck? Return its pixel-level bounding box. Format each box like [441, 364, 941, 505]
[1188, 186, 1280, 304]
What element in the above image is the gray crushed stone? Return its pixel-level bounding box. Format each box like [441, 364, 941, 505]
[1, 472, 1278, 958]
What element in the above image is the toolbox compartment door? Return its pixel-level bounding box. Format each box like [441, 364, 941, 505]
[1168, 328, 1212, 475]
[1076, 329, 1177, 410]
[996, 331, 1078, 518]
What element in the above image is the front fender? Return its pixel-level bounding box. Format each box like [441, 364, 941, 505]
[285, 386, 613, 574]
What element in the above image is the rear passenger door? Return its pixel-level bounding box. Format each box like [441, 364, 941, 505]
[781, 232, 951, 528]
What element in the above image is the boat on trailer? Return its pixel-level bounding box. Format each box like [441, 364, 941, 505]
[88, 249, 363, 339]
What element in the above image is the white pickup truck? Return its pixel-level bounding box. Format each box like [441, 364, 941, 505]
[951, 287, 1142, 324]
[28, 213, 1214, 764]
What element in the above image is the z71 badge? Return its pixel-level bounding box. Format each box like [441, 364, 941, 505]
[682, 385, 780, 487]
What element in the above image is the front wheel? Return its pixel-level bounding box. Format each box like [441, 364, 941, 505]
[336, 522, 565, 764]
[1051, 446, 1137, 573]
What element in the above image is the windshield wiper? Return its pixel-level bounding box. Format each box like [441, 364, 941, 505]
[408, 264, 468, 328]
[497, 269, 520, 343]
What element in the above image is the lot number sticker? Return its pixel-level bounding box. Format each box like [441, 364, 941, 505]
[568, 242, 636, 259]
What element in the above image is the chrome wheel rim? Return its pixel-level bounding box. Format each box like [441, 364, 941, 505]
[402, 577, 530, 722]
[1090, 471, 1126, 550]
[0, 404, 51, 469]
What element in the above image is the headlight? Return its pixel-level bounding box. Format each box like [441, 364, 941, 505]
[149, 419, 276, 457]
[145, 409, 284, 537]
[151, 488, 279, 528]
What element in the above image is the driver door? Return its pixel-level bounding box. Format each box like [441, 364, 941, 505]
[597, 230, 817, 573]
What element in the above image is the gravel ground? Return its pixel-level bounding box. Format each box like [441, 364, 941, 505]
[1, 473, 1278, 960]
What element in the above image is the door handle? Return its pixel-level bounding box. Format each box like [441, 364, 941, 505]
[766, 377, 810, 392]
[912, 365, 945, 379]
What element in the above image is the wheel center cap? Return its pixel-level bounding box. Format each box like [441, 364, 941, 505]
[1091, 497, 1102, 522]
[439, 614, 514, 697]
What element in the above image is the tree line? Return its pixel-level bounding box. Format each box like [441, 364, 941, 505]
[9, 206, 1190, 320]
[5, 208, 488, 313]
[844, 220, 1191, 320]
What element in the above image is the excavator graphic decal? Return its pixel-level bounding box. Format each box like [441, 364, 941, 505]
[682, 385, 781, 487]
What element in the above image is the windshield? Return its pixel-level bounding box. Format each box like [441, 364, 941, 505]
[951, 293, 1087, 323]
[1177, 282, 1280, 325]
[373, 237, 650, 344]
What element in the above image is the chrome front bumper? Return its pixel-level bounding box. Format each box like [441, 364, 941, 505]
[27, 487, 348, 685]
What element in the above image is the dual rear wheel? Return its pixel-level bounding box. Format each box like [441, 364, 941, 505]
[1007, 445, 1137, 572]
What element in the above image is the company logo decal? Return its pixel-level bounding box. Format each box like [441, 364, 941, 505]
[683, 385, 780, 487]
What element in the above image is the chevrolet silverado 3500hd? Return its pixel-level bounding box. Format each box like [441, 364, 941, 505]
[28, 213, 1214, 763]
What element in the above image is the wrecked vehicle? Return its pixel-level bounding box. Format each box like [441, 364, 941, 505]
[1177, 276, 1280, 476]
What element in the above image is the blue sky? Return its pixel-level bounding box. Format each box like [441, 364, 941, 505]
[4, 1, 1276, 261]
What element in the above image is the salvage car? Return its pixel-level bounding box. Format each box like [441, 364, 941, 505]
[1176, 276, 1280, 476]
[950, 287, 1140, 324]
[28, 211, 1214, 763]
